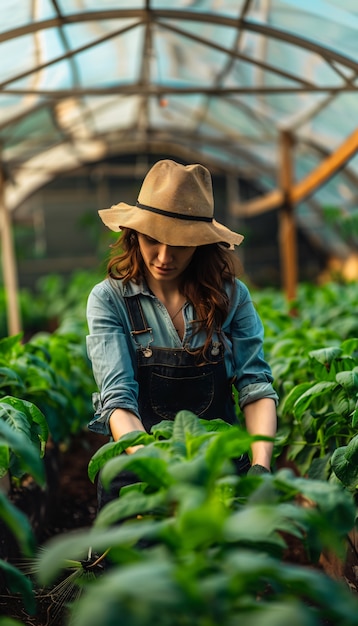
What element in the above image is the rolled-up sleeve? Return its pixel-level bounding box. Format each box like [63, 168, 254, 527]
[228, 281, 279, 409]
[86, 283, 140, 435]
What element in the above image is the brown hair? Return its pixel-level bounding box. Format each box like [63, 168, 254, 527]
[107, 228, 242, 357]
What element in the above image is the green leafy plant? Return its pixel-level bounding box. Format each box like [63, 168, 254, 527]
[0, 524, 36, 618]
[0, 618, 27, 625]
[0, 331, 95, 442]
[250, 282, 358, 480]
[0, 328, 95, 617]
[24, 330, 96, 440]
[276, 339, 358, 478]
[0, 396, 47, 485]
[35, 412, 358, 626]
[331, 433, 358, 494]
[0, 415, 42, 617]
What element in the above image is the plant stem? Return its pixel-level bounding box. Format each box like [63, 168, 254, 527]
[318, 427, 325, 457]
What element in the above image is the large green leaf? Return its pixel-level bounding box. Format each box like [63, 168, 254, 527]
[0, 416, 45, 484]
[36, 521, 163, 586]
[0, 334, 23, 359]
[206, 427, 268, 470]
[100, 448, 172, 491]
[199, 417, 233, 432]
[273, 469, 355, 538]
[175, 492, 228, 550]
[332, 387, 355, 418]
[226, 548, 358, 625]
[95, 490, 168, 528]
[0, 559, 35, 615]
[335, 370, 358, 391]
[151, 420, 174, 439]
[0, 444, 10, 477]
[308, 346, 342, 365]
[340, 337, 358, 355]
[0, 491, 35, 556]
[0, 396, 48, 455]
[231, 601, 317, 626]
[331, 434, 358, 490]
[0, 367, 24, 391]
[293, 381, 336, 416]
[0, 617, 27, 625]
[280, 382, 312, 415]
[88, 432, 153, 482]
[172, 410, 207, 443]
[67, 558, 182, 626]
[168, 455, 210, 486]
[224, 504, 294, 553]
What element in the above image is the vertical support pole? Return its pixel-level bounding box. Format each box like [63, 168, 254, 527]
[278, 130, 297, 302]
[0, 167, 22, 336]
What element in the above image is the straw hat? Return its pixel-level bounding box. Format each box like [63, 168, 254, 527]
[98, 159, 244, 248]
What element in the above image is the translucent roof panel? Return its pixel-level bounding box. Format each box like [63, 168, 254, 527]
[1, 0, 358, 260]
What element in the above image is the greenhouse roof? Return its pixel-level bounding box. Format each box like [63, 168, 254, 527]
[1, 0, 358, 254]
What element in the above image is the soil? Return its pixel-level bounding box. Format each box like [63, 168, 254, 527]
[0, 431, 357, 625]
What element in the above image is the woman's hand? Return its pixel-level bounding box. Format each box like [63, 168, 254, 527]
[109, 408, 146, 454]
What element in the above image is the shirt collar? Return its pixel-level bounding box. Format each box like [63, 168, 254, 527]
[122, 278, 152, 298]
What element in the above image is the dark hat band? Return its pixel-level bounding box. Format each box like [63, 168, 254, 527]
[136, 201, 213, 223]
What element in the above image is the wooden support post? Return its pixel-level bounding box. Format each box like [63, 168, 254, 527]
[236, 127, 358, 218]
[0, 167, 22, 336]
[278, 130, 298, 302]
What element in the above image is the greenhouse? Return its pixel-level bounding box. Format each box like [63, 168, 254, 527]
[1, 2, 358, 625]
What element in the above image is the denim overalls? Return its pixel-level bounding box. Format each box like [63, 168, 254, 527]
[98, 295, 250, 508]
[126, 294, 238, 431]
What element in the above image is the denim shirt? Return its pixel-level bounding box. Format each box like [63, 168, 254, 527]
[86, 277, 278, 434]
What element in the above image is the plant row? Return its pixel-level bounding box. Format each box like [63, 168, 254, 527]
[36, 412, 358, 626]
[0, 316, 96, 621]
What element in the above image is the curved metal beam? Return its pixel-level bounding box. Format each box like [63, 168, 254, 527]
[3, 84, 357, 96]
[0, 20, 140, 90]
[2, 14, 353, 95]
[1, 9, 357, 73]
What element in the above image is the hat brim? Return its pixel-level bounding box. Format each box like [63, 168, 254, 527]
[98, 203, 244, 248]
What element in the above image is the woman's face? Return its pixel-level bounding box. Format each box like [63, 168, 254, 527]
[137, 233, 197, 286]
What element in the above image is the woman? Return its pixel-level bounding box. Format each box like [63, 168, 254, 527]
[86, 160, 278, 504]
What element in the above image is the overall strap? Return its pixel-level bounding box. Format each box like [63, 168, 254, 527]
[124, 295, 151, 335]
